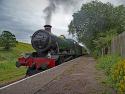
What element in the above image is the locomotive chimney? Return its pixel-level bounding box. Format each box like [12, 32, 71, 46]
[44, 25, 52, 33]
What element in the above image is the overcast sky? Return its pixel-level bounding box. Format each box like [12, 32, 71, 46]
[0, 0, 124, 43]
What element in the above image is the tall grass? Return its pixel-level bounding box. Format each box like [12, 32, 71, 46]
[96, 54, 123, 93]
[0, 42, 34, 84]
[96, 55, 121, 75]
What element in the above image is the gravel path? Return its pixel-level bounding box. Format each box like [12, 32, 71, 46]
[35, 56, 116, 94]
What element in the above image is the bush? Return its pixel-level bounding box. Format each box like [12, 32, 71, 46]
[97, 55, 125, 93]
[0, 31, 17, 50]
[111, 60, 125, 93]
[97, 55, 121, 75]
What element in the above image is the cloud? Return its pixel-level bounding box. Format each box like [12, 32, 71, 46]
[0, 0, 125, 43]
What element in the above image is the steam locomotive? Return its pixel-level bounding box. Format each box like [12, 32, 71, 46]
[16, 25, 85, 76]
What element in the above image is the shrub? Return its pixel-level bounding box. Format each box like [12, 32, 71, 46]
[111, 60, 125, 93]
[97, 55, 125, 93]
[97, 55, 121, 75]
[0, 31, 17, 50]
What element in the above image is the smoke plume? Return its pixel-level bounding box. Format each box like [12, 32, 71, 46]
[43, 0, 81, 25]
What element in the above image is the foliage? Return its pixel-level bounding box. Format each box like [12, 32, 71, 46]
[93, 29, 117, 56]
[0, 42, 34, 84]
[111, 60, 125, 93]
[93, 29, 117, 49]
[0, 31, 17, 50]
[68, 1, 125, 56]
[97, 55, 121, 75]
[97, 55, 125, 93]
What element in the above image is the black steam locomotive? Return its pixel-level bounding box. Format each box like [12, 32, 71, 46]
[16, 25, 85, 75]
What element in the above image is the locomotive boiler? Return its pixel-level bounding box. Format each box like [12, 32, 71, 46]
[16, 25, 84, 76]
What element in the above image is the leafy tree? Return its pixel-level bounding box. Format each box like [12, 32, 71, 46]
[93, 29, 117, 56]
[0, 31, 17, 50]
[68, 1, 125, 56]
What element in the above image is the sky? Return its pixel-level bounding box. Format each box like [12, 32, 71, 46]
[0, 0, 124, 43]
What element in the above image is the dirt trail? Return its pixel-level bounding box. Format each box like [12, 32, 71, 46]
[35, 57, 116, 94]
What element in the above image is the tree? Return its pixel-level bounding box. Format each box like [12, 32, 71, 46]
[68, 1, 125, 56]
[0, 31, 17, 50]
[93, 29, 117, 56]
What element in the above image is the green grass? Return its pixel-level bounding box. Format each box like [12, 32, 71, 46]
[96, 54, 122, 89]
[96, 55, 121, 75]
[0, 42, 34, 84]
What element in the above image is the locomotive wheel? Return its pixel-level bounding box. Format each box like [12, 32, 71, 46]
[39, 63, 48, 70]
[26, 67, 38, 76]
[56, 57, 62, 65]
[26, 64, 40, 76]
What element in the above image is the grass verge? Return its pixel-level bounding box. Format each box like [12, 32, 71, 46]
[0, 42, 34, 85]
[96, 54, 125, 93]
